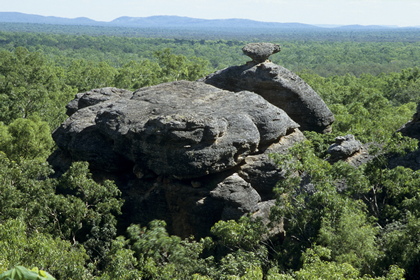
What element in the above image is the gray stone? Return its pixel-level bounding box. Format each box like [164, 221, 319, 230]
[199, 61, 334, 133]
[50, 80, 307, 238]
[48, 51, 342, 238]
[326, 134, 373, 166]
[327, 134, 363, 159]
[242, 42, 281, 63]
[238, 129, 305, 200]
[52, 81, 299, 178]
[252, 200, 284, 239]
[210, 173, 261, 220]
[66, 87, 133, 116]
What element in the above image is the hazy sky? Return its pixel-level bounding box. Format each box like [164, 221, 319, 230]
[2, 0, 420, 27]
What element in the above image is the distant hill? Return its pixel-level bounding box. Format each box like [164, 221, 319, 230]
[109, 15, 319, 30]
[0, 12, 101, 25]
[1, 12, 417, 30]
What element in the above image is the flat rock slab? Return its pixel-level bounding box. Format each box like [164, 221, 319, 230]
[53, 81, 299, 179]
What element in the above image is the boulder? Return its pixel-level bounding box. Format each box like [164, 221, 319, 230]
[50, 80, 305, 237]
[50, 45, 338, 238]
[210, 173, 261, 220]
[53, 81, 299, 179]
[238, 129, 305, 200]
[328, 135, 362, 158]
[242, 42, 281, 63]
[327, 134, 372, 166]
[199, 62, 334, 133]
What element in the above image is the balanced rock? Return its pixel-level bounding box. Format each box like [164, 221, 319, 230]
[242, 42, 281, 63]
[199, 57, 334, 133]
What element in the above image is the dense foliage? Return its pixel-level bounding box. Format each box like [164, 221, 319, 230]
[0, 28, 419, 279]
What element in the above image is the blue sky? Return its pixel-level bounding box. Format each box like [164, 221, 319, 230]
[2, 0, 420, 27]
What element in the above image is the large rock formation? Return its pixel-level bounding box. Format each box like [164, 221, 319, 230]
[199, 43, 335, 133]
[54, 81, 299, 178]
[49, 44, 334, 238]
[50, 81, 305, 237]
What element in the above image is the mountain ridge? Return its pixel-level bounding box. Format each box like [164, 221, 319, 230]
[1, 12, 418, 30]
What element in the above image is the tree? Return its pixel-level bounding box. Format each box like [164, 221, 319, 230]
[0, 219, 90, 279]
[51, 162, 123, 265]
[126, 220, 212, 279]
[288, 246, 404, 280]
[114, 59, 161, 90]
[210, 217, 269, 279]
[0, 47, 75, 128]
[65, 59, 117, 92]
[0, 117, 54, 162]
[0, 156, 123, 275]
[153, 48, 210, 82]
[384, 67, 420, 105]
[99, 236, 143, 280]
[271, 140, 385, 276]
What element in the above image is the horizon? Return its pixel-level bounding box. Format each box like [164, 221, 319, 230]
[2, 11, 413, 28]
[1, 0, 420, 27]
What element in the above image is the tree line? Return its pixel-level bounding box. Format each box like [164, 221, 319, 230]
[1, 22, 420, 42]
[1, 31, 420, 77]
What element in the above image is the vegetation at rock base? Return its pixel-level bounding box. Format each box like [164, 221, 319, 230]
[0, 28, 419, 279]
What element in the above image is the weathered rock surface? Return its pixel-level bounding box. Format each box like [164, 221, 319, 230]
[328, 135, 362, 158]
[53, 81, 299, 179]
[210, 173, 261, 219]
[66, 87, 133, 116]
[327, 134, 372, 166]
[242, 42, 281, 63]
[199, 61, 334, 133]
[50, 80, 305, 237]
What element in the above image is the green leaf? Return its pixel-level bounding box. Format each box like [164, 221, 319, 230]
[0, 266, 55, 280]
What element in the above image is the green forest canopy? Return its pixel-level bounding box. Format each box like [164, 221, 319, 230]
[0, 28, 419, 279]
